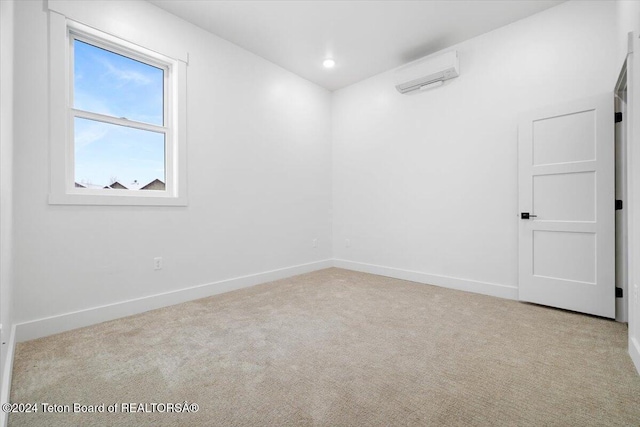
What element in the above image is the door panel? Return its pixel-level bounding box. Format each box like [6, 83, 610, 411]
[533, 172, 595, 221]
[533, 230, 596, 283]
[519, 93, 615, 318]
[532, 110, 596, 165]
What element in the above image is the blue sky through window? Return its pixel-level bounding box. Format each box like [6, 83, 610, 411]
[73, 39, 165, 188]
[74, 118, 165, 188]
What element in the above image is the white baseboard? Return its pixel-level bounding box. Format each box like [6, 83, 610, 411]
[631, 336, 640, 376]
[16, 259, 333, 342]
[333, 259, 518, 300]
[1, 324, 16, 427]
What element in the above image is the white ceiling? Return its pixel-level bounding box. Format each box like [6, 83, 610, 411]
[149, 0, 565, 91]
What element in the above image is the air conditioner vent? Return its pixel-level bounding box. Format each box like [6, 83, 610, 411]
[394, 51, 459, 94]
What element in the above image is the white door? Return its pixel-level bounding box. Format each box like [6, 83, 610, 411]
[518, 93, 615, 318]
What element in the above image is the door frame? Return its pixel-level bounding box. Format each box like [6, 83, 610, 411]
[615, 61, 628, 323]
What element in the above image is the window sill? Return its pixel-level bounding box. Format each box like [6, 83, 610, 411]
[48, 192, 188, 207]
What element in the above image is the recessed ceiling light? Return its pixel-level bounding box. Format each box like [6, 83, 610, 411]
[323, 59, 335, 69]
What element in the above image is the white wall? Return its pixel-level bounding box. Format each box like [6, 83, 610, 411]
[332, 0, 619, 296]
[12, 0, 332, 339]
[616, 1, 640, 66]
[0, 0, 15, 400]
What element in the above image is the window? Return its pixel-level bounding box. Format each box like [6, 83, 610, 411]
[72, 37, 167, 191]
[49, 17, 187, 206]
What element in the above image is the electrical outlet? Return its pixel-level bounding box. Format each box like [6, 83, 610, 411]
[154, 257, 163, 270]
[345, 239, 351, 248]
[312, 239, 318, 248]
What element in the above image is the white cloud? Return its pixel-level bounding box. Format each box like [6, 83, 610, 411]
[75, 122, 109, 151]
[74, 91, 115, 117]
[96, 55, 152, 86]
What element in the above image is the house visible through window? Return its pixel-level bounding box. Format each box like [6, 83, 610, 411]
[71, 37, 167, 191]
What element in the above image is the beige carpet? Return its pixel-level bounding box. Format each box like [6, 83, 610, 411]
[9, 268, 640, 426]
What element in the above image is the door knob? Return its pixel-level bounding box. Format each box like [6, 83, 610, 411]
[521, 212, 537, 219]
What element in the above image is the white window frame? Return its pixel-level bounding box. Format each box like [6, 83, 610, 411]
[49, 14, 188, 206]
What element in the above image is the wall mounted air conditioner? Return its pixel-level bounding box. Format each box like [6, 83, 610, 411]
[394, 51, 459, 94]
